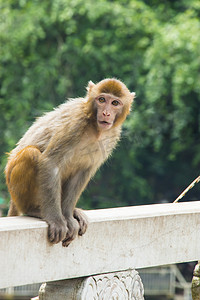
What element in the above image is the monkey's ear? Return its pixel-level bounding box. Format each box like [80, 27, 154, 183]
[129, 92, 136, 111]
[86, 80, 95, 92]
[131, 92, 136, 98]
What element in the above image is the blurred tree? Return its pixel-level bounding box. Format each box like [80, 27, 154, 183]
[124, 2, 200, 204]
[0, 0, 199, 207]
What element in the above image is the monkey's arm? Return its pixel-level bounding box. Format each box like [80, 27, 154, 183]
[38, 155, 68, 244]
[61, 168, 93, 247]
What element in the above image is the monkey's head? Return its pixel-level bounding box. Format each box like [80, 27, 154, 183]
[84, 78, 135, 131]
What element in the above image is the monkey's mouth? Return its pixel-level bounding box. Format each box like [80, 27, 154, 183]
[99, 120, 112, 125]
[98, 120, 113, 129]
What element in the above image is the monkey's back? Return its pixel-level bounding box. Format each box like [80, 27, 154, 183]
[8, 98, 85, 158]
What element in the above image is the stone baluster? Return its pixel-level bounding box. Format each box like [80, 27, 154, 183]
[38, 269, 144, 300]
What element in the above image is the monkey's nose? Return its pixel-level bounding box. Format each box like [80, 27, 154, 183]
[103, 111, 111, 117]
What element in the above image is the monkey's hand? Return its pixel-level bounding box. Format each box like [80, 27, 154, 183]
[62, 216, 79, 247]
[73, 208, 88, 236]
[47, 217, 68, 244]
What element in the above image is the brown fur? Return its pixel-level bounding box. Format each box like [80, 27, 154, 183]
[5, 78, 135, 246]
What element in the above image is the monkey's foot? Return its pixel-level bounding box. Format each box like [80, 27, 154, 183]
[73, 208, 88, 236]
[62, 216, 79, 247]
[47, 218, 68, 244]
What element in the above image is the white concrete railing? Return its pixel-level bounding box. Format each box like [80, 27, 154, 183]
[0, 201, 200, 299]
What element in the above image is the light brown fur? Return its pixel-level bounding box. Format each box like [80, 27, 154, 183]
[5, 78, 135, 246]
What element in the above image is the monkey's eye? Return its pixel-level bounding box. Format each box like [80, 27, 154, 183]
[98, 97, 105, 103]
[112, 100, 120, 106]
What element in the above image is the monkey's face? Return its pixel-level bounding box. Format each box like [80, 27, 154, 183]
[85, 78, 135, 129]
[95, 93, 123, 131]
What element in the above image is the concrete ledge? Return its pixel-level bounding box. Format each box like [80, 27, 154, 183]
[0, 201, 200, 288]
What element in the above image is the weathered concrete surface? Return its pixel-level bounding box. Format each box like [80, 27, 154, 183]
[0, 201, 200, 288]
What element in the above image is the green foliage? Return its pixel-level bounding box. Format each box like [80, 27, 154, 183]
[0, 0, 199, 207]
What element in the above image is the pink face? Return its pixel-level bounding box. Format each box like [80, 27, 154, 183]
[95, 93, 124, 131]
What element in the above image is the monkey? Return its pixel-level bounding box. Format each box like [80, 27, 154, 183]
[5, 78, 135, 247]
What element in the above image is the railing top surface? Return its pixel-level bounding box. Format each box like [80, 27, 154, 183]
[0, 201, 200, 288]
[86, 201, 200, 221]
[1, 201, 200, 230]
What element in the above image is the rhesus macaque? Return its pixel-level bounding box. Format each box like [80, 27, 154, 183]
[5, 78, 135, 247]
